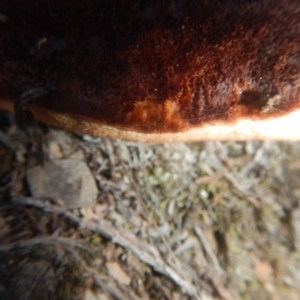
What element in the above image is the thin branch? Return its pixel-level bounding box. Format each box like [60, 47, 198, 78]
[12, 196, 211, 299]
[194, 226, 224, 275]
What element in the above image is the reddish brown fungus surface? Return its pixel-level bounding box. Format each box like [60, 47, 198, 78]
[0, 0, 300, 140]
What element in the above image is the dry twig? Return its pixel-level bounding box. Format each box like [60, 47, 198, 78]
[12, 196, 212, 299]
[223, 172, 260, 208]
[194, 226, 224, 275]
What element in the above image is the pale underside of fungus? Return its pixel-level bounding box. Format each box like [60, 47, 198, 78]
[0, 0, 300, 142]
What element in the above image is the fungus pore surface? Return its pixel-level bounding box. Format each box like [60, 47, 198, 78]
[0, 0, 300, 141]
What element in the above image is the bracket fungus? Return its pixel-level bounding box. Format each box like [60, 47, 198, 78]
[0, 0, 300, 142]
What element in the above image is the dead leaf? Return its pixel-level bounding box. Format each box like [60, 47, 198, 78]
[105, 261, 131, 285]
[254, 260, 274, 283]
[81, 207, 94, 221]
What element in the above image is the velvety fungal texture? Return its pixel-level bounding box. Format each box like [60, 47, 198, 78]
[0, 0, 300, 133]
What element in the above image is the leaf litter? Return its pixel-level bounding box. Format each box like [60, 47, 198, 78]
[0, 111, 300, 299]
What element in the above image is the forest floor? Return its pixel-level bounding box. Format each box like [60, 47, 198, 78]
[0, 111, 300, 300]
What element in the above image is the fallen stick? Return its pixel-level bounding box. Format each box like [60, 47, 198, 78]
[12, 196, 211, 299]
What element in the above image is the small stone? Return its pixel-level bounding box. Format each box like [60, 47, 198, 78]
[26, 159, 98, 209]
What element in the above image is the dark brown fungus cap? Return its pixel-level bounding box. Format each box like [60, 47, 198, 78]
[0, 0, 300, 142]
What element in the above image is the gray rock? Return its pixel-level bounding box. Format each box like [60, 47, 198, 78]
[26, 159, 98, 208]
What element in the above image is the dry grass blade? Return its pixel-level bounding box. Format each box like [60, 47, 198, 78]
[0, 235, 86, 251]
